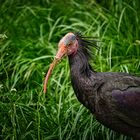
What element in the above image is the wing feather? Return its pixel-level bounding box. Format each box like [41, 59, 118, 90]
[112, 87, 140, 127]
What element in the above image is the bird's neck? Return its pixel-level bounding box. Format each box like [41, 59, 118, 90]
[68, 48, 92, 77]
[68, 49, 95, 110]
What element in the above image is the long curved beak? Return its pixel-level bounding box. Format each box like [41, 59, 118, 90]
[43, 45, 67, 93]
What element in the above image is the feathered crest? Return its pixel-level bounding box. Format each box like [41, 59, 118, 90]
[74, 32, 99, 60]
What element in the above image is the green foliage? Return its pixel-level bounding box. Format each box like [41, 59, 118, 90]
[0, 0, 139, 139]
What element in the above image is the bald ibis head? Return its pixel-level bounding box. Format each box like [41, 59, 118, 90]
[56, 32, 79, 59]
[44, 32, 97, 93]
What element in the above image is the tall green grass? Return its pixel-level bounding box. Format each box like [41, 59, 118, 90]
[0, 0, 140, 140]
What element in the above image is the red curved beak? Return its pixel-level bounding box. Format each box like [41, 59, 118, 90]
[43, 45, 67, 93]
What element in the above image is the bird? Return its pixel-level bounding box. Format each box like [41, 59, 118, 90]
[44, 32, 140, 140]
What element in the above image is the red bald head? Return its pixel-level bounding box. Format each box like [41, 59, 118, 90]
[55, 32, 79, 60]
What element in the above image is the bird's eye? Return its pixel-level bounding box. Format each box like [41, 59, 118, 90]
[67, 42, 71, 46]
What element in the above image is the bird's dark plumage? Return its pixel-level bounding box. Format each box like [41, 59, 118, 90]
[68, 33, 140, 139]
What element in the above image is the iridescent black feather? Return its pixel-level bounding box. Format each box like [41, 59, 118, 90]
[74, 32, 99, 60]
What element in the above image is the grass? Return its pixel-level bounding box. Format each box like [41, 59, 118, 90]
[0, 0, 140, 140]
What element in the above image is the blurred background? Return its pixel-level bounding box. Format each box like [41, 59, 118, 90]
[0, 0, 140, 140]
